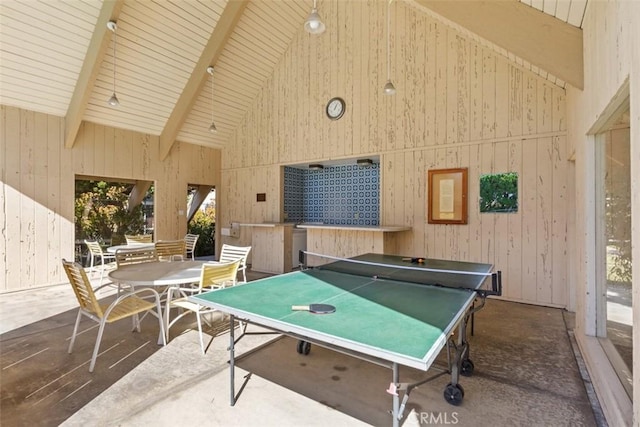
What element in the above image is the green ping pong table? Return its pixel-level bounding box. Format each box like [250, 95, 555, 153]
[190, 252, 501, 426]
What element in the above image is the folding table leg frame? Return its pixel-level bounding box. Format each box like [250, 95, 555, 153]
[226, 310, 478, 427]
[389, 300, 489, 423]
[228, 315, 276, 405]
[230, 314, 237, 405]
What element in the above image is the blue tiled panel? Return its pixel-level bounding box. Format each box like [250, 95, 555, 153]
[283, 167, 304, 223]
[284, 164, 380, 226]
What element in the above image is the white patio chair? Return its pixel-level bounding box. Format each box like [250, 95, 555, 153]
[115, 247, 158, 267]
[85, 240, 116, 286]
[155, 240, 186, 262]
[62, 259, 166, 372]
[165, 260, 241, 354]
[184, 234, 199, 260]
[113, 247, 158, 294]
[125, 234, 153, 244]
[219, 244, 252, 283]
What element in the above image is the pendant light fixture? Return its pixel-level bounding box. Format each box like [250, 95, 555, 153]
[106, 20, 120, 107]
[206, 66, 217, 133]
[383, 0, 396, 95]
[304, 0, 325, 35]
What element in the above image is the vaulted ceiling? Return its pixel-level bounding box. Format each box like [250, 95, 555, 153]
[0, 0, 587, 156]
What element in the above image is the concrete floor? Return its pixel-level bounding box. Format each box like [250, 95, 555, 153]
[65, 301, 602, 427]
[1, 268, 606, 427]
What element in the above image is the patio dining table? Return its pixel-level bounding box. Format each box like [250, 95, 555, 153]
[108, 260, 208, 343]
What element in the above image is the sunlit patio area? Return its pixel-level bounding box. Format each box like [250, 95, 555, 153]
[1, 266, 605, 427]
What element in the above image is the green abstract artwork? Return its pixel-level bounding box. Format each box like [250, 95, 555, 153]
[479, 172, 518, 213]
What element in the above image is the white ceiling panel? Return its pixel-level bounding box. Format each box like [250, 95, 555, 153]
[0, 0, 587, 150]
[177, 0, 308, 148]
[84, 0, 225, 135]
[520, 0, 587, 27]
[0, 0, 102, 116]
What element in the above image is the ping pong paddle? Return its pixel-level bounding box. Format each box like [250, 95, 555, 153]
[402, 257, 425, 264]
[291, 304, 336, 314]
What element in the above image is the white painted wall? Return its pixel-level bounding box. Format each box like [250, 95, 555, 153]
[566, 1, 639, 425]
[0, 108, 221, 292]
[221, 0, 569, 308]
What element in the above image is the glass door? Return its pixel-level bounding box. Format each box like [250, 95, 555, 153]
[596, 114, 632, 398]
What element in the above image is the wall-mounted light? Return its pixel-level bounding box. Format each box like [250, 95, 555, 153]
[309, 164, 324, 170]
[304, 0, 326, 34]
[357, 158, 374, 167]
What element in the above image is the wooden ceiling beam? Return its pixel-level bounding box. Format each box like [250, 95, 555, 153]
[413, 0, 584, 89]
[187, 185, 213, 222]
[128, 180, 153, 213]
[64, 0, 124, 148]
[159, 0, 249, 160]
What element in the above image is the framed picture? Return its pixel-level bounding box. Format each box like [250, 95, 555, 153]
[427, 168, 468, 224]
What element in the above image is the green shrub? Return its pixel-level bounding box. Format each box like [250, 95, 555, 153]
[479, 172, 518, 213]
[188, 205, 216, 257]
[75, 180, 146, 245]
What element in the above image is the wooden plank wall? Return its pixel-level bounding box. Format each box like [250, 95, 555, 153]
[0, 106, 221, 292]
[565, 2, 639, 424]
[221, 1, 568, 307]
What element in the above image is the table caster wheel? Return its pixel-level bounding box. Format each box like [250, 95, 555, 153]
[296, 340, 311, 355]
[443, 383, 464, 406]
[460, 358, 474, 377]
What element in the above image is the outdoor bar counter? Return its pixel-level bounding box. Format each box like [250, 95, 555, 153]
[296, 223, 411, 265]
[238, 222, 295, 274]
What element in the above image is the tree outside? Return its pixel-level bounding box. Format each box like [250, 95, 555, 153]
[188, 204, 216, 257]
[606, 186, 632, 284]
[75, 180, 216, 263]
[479, 172, 518, 213]
[75, 180, 151, 263]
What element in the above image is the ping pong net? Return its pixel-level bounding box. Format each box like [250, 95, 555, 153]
[299, 251, 502, 297]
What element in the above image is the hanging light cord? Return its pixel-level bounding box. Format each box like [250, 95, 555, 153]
[210, 70, 214, 123]
[387, 0, 392, 81]
[112, 25, 117, 95]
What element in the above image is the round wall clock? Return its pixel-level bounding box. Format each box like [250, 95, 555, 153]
[326, 97, 346, 120]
